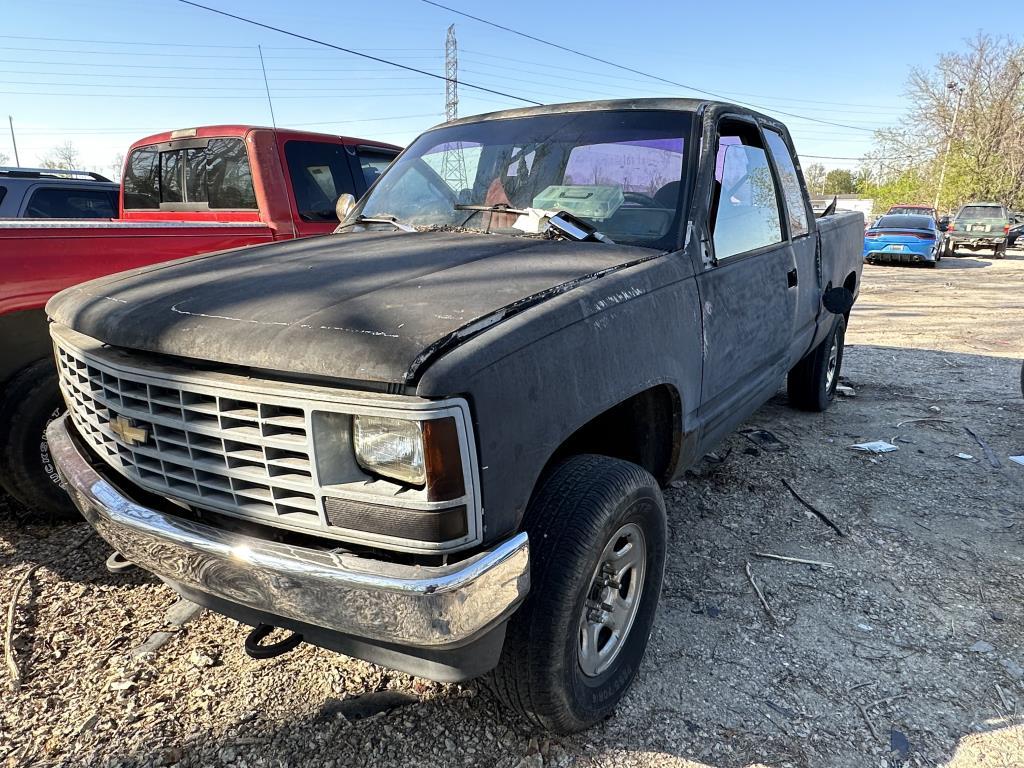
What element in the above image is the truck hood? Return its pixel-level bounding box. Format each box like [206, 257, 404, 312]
[47, 230, 654, 385]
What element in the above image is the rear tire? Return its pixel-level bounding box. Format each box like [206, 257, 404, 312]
[995, 243, 1007, 259]
[787, 315, 846, 412]
[0, 359, 77, 522]
[489, 455, 666, 734]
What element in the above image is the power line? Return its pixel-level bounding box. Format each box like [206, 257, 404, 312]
[800, 154, 876, 161]
[0, 57, 262, 71]
[0, 44, 440, 62]
[0, 79, 441, 93]
[0, 89, 438, 100]
[0, 33, 253, 49]
[421, 0, 879, 133]
[174, 0, 540, 106]
[460, 50, 905, 112]
[0, 34, 437, 53]
[15, 113, 442, 136]
[458, 65, 897, 122]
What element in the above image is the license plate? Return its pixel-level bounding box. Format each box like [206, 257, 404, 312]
[971, 224, 987, 232]
[887, 244, 905, 251]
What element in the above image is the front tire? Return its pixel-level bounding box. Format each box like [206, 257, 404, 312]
[787, 315, 846, 412]
[489, 455, 666, 734]
[0, 359, 77, 522]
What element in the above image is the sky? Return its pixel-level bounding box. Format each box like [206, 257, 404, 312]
[2, 0, 1021, 176]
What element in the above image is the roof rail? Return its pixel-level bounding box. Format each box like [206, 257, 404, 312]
[0, 167, 113, 182]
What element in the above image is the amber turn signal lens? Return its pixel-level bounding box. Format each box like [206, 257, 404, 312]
[423, 417, 466, 502]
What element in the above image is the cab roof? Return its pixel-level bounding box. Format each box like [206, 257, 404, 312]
[437, 98, 774, 129]
[128, 125, 401, 153]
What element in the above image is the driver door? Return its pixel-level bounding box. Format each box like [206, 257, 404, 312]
[695, 118, 797, 447]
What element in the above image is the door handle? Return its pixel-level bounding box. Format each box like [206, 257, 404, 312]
[787, 268, 798, 287]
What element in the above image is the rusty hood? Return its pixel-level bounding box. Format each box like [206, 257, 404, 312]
[46, 230, 653, 385]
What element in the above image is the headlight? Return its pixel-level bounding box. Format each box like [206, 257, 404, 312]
[353, 415, 425, 486]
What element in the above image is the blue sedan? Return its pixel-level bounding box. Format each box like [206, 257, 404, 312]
[864, 214, 942, 268]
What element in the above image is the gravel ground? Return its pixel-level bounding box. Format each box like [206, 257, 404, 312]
[2, 251, 1023, 768]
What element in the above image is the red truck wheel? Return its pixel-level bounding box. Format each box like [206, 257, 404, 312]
[0, 359, 78, 522]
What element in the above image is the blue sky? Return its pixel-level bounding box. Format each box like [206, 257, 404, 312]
[2, 0, 1020, 175]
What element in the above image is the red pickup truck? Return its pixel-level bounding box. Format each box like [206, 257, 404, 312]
[0, 124, 400, 519]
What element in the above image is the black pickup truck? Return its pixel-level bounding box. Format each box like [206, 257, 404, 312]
[45, 99, 863, 733]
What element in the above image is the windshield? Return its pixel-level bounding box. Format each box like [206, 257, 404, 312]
[875, 214, 933, 230]
[355, 110, 690, 249]
[958, 205, 1006, 220]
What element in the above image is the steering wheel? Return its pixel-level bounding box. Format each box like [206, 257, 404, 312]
[622, 191, 660, 208]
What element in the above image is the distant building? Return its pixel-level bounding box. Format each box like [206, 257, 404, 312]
[809, 194, 874, 220]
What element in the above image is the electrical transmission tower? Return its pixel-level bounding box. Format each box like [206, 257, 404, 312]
[440, 24, 468, 193]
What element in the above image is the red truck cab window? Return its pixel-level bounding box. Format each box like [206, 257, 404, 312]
[124, 138, 257, 210]
[283, 140, 358, 222]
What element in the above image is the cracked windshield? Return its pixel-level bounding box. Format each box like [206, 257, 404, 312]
[358, 110, 689, 247]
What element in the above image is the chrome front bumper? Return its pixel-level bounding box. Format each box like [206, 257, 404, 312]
[48, 415, 530, 648]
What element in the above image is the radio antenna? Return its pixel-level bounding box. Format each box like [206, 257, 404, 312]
[256, 44, 297, 238]
[257, 44, 277, 129]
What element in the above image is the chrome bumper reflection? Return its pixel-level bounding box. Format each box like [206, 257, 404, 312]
[48, 415, 529, 647]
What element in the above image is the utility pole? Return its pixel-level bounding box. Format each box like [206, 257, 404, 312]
[934, 82, 965, 212]
[8, 115, 19, 166]
[440, 24, 467, 192]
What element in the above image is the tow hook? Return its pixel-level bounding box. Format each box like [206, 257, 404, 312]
[105, 550, 136, 574]
[243, 623, 304, 659]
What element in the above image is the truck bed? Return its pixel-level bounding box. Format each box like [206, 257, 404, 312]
[0, 220, 275, 316]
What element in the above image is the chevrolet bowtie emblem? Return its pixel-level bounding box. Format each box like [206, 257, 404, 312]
[110, 414, 148, 447]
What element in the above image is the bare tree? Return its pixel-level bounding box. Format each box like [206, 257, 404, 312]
[109, 152, 125, 180]
[38, 141, 81, 170]
[884, 34, 1024, 210]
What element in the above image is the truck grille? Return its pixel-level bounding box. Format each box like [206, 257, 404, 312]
[55, 342, 322, 530]
[50, 323, 482, 554]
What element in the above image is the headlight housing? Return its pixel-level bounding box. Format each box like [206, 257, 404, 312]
[353, 415, 426, 486]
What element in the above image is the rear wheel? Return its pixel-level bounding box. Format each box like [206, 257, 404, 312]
[995, 242, 1007, 259]
[787, 315, 846, 412]
[0, 359, 77, 522]
[489, 455, 666, 733]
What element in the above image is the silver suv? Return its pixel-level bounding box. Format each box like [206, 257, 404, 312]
[0, 168, 119, 219]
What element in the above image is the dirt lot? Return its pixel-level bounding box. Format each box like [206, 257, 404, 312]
[2, 252, 1023, 768]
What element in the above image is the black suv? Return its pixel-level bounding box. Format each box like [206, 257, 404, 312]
[0, 167, 119, 219]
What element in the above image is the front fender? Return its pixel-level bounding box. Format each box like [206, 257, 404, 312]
[417, 253, 702, 544]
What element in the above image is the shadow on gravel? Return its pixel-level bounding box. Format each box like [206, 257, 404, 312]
[937, 257, 992, 269]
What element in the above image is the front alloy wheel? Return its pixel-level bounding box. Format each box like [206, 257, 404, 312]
[578, 523, 646, 677]
[489, 454, 666, 733]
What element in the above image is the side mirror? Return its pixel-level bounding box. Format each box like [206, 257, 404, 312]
[335, 193, 357, 223]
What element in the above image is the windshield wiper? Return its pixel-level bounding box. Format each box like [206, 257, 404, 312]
[454, 203, 531, 215]
[454, 203, 530, 229]
[336, 214, 416, 233]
